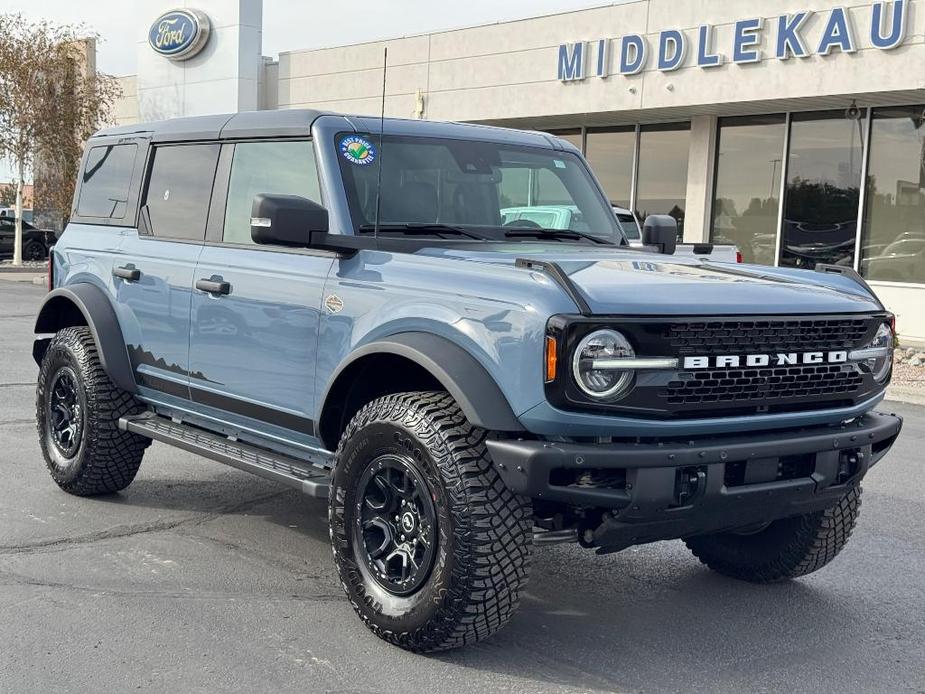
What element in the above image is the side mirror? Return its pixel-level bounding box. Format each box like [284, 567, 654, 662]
[642, 214, 678, 255]
[251, 194, 328, 247]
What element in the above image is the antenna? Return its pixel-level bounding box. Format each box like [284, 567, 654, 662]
[373, 47, 388, 240]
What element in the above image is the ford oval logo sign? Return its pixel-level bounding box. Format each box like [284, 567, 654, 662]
[148, 9, 211, 61]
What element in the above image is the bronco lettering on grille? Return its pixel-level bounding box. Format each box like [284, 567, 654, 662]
[682, 351, 849, 369]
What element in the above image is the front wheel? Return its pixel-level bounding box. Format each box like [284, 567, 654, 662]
[684, 486, 862, 583]
[329, 391, 532, 652]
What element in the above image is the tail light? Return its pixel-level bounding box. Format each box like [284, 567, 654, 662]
[47, 248, 54, 291]
[735, 249, 743, 263]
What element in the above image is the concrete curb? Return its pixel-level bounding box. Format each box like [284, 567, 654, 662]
[0, 265, 47, 274]
[0, 273, 44, 284]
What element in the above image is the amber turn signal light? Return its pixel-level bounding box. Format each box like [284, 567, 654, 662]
[545, 336, 558, 383]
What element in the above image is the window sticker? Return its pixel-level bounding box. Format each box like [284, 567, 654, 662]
[339, 135, 377, 166]
[553, 159, 566, 169]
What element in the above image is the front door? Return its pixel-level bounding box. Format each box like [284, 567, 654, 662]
[114, 143, 219, 399]
[187, 139, 333, 439]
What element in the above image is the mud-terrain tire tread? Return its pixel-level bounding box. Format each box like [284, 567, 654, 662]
[36, 326, 149, 495]
[330, 391, 532, 652]
[684, 486, 862, 583]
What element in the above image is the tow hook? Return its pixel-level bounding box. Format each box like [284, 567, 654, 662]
[674, 466, 707, 507]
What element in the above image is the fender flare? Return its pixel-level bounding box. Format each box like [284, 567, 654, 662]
[33, 284, 136, 393]
[320, 332, 524, 433]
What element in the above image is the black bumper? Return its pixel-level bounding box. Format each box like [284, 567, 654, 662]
[486, 411, 902, 551]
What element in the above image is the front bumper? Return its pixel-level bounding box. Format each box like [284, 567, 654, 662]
[486, 410, 902, 551]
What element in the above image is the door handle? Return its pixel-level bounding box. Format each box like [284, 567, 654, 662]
[113, 264, 141, 282]
[196, 277, 231, 296]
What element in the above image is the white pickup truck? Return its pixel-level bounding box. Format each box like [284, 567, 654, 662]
[499, 204, 741, 262]
[612, 205, 741, 262]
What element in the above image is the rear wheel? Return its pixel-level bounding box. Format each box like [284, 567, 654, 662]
[23, 239, 46, 261]
[329, 391, 532, 652]
[36, 327, 150, 495]
[684, 486, 862, 583]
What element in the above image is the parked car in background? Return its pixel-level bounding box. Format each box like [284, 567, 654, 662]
[0, 217, 57, 261]
[612, 205, 741, 262]
[0, 207, 35, 224]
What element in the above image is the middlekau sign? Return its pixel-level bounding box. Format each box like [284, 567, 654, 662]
[558, 0, 909, 80]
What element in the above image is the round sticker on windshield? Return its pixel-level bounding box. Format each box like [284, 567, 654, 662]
[340, 136, 376, 165]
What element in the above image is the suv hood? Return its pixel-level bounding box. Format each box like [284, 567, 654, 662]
[420, 245, 882, 315]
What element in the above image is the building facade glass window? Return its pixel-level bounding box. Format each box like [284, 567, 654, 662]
[635, 123, 690, 237]
[860, 106, 925, 284]
[584, 127, 635, 209]
[780, 110, 866, 269]
[711, 115, 785, 265]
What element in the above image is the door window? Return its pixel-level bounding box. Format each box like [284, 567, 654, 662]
[144, 144, 220, 241]
[222, 140, 321, 245]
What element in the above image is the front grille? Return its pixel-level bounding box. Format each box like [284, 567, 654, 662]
[663, 363, 864, 406]
[664, 318, 871, 356]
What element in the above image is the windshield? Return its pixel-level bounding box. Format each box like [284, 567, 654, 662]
[336, 134, 623, 243]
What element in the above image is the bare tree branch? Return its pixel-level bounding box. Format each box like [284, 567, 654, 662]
[0, 13, 120, 264]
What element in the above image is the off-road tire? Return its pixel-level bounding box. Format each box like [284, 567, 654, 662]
[684, 486, 862, 583]
[329, 391, 532, 652]
[36, 326, 149, 495]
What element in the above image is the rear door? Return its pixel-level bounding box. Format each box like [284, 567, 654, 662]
[187, 139, 334, 439]
[113, 143, 219, 399]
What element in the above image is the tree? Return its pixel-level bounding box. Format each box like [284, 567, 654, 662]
[0, 14, 119, 264]
[0, 184, 15, 208]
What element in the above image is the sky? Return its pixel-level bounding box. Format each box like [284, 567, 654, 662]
[0, 0, 616, 184]
[3, 0, 616, 76]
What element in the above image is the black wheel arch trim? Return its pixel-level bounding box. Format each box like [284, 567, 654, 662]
[320, 332, 524, 434]
[33, 284, 137, 393]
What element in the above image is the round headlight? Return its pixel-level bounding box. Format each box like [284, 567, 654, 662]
[572, 329, 635, 400]
[866, 322, 894, 382]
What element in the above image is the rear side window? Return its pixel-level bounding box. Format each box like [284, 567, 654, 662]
[144, 144, 220, 240]
[77, 144, 138, 219]
[222, 140, 321, 245]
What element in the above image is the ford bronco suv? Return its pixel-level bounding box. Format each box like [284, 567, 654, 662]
[33, 110, 902, 652]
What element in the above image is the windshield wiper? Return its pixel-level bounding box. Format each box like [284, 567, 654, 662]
[358, 223, 489, 240]
[503, 228, 616, 245]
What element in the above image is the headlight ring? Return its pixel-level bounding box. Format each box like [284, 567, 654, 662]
[571, 329, 636, 400]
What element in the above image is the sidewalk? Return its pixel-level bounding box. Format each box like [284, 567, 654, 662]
[0, 259, 47, 285]
[0, 272, 44, 285]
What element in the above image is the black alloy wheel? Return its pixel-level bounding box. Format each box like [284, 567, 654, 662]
[354, 454, 438, 596]
[46, 366, 84, 460]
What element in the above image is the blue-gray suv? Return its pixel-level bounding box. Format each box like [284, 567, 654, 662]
[33, 110, 903, 652]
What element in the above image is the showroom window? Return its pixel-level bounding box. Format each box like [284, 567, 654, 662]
[711, 115, 786, 265]
[779, 110, 866, 269]
[859, 106, 925, 284]
[585, 127, 635, 209]
[635, 123, 690, 238]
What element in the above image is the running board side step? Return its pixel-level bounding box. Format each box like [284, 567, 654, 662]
[119, 413, 331, 498]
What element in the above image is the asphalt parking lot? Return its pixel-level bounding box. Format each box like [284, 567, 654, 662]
[1, 279, 924, 694]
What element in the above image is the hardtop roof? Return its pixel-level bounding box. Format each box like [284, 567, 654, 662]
[91, 109, 571, 151]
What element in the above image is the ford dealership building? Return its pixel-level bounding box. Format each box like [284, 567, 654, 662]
[114, 0, 925, 340]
